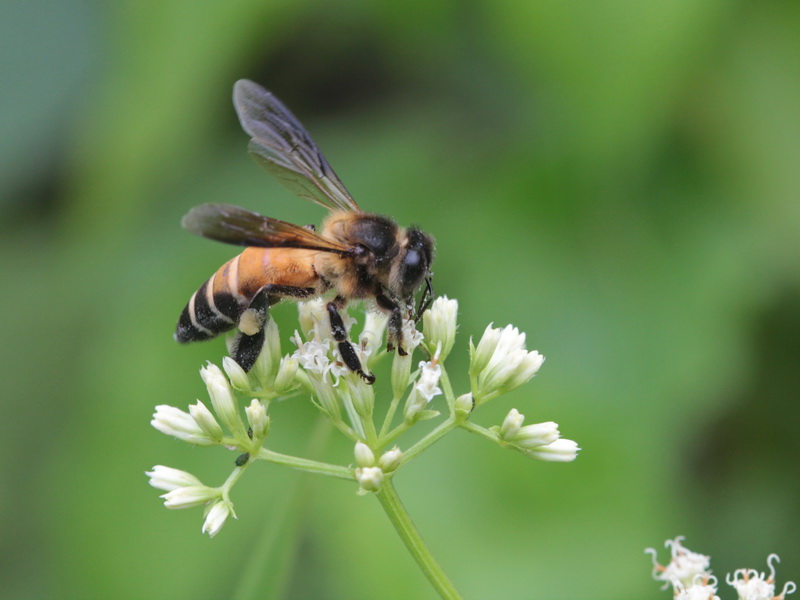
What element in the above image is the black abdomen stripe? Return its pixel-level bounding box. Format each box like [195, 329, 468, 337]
[175, 277, 242, 343]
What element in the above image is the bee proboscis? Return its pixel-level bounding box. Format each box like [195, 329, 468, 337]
[175, 79, 434, 383]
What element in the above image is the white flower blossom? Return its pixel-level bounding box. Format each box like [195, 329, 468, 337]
[151, 405, 217, 446]
[646, 537, 712, 591]
[200, 363, 244, 437]
[355, 466, 384, 493]
[146, 466, 204, 492]
[354, 441, 375, 468]
[470, 324, 544, 402]
[378, 447, 403, 472]
[202, 500, 235, 538]
[161, 485, 220, 509]
[674, 576, 720, 600]
[245, 399, 269, 439]
[415, 359, 442, 402]
[524, 438, 580, 462]
[726, 554, 796, 600]
[422, 296, 457, 361]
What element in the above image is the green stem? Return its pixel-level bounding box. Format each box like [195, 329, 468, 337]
[375, 479, 463, 600]
[379, 394, 402, 439]
[458, 420, 500, 443]
[400, 417, 457, 464]
[256, 448, 353, 480]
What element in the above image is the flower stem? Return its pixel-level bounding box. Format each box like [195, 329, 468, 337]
[375, 479, 463, 600]
[256, 448, 353, 480]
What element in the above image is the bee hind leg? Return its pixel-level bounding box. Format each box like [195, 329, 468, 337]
[326, 300, 375, 384]
[232, 284, 314, 372]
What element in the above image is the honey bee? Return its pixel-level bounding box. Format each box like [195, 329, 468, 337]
[175, 79, 434, 383]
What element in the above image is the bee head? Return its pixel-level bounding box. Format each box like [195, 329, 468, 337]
[390, 227, 434, 301]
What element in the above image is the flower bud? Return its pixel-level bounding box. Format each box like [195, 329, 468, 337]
[512, 421, 559, 449]
[298, 298, 328, 340]
[245, 399, 269, 440]
[360, 310, 389, 359]
[525, 438, 580, 462]
[222, 356, 250, 391]
[251, 319, 281, 384]
[453, 393, 474, 419]
[499, 408, 525, 440]
[161, 485, 220, 509]
[355, 466, 384, 492]
[422, 296, 457, 361]
[200, 363, 245, 437]
[188, 400, 224, 442]
[470, 324, 545, 402]
[378, 447, 403, 472]
[391, 352, 413, 399]
[151, 405, 216, 446]
[202, 500, 235, 537]
[348, 376, 375, 418]
[354, 441, 375, 467]
[273, 356, 299, 394]
[469, 323, 502, 377]
[146, 466, 204, 492]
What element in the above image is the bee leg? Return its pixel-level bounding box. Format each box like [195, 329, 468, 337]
[233, 285, 314, 371]
[375, 293, 406, 356]
[326, 300, 375, 384]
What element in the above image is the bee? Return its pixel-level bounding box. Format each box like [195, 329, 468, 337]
[175, 79, 435, 383]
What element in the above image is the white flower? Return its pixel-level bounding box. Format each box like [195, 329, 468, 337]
[674, 576, 720, 600]
[297, 298, 329, 341]
[511, 421, 560, 449]
[202, 500, 235, 538]
[291, 332, 332, 375]
[422, 296, 457, 361]
[524, 438, 579, 462]
[646, 537, 712, 591]
[378, 447, 403, 472]
[726, 554, 796, 600]
[222, 356, 250, 391]
[499, 408, 525, 440]
[359, 310, 389, 356]
[400, 316, 424, 352]
[160, 485, 220, 509]
[404, 358, 443, 422]
[355, 466, 384, 493]
[188, 400, 223, 442]
[273, 356, 299, 394]
[146, 466, 204, 492]
[200, 363, 244, 437]
[453, 392, 474, 418]
[151, 405, 217, 446]
[245, 399, 269, 440]
[415, 358, 442, 401]
[250, 318, 281, 383]
[470, 324, 544, 402]
[354, 441, 375, 468]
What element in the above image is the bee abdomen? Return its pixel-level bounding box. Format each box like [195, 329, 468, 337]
[175, 277, 241, 343]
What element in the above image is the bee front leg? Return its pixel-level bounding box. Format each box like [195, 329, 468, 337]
[375, 293, 406, 356]
[233, 284, 314, 372]
[326, 300, 375, 384]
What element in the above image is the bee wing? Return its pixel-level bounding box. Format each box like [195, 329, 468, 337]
[181, 203, 350, 254]
[234, 79, 361, 213]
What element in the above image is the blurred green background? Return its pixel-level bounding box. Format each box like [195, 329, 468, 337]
[2, 1, 799, 598]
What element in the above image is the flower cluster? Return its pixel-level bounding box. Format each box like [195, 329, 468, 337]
[646, 537, 796, 600]
[148, 295, 579, 536]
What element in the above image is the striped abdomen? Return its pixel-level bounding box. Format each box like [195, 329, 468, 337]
[175, 247, 319, 343]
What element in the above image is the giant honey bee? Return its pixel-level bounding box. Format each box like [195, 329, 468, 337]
[175, 79, 434, 383]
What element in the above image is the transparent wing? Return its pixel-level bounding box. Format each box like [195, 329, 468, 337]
[233, 79, 361, 212]
[181, 203, 350, 254]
